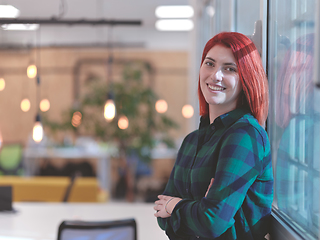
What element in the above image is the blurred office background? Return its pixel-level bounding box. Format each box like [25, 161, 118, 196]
[0, 0, 319, 240]
[0, 0, 261, 203]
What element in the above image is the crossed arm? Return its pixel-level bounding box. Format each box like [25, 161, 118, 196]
[154, 178, 215, 218]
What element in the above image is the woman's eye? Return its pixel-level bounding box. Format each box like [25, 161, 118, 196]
[225, 67, 236, 72]
[205, 62, 214, 67]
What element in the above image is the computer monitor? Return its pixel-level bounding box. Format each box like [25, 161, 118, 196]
[0, 186, 13, 211]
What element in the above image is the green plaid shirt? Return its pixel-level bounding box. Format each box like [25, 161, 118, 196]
[158, 108, 273, 240]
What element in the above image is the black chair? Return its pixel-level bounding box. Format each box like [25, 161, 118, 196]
[57, 218, 137, 240]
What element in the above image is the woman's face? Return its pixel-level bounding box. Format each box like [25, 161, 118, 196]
[199, 45, 242, 112]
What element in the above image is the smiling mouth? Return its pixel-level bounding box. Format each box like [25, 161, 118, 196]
[207, 84, 226, 91]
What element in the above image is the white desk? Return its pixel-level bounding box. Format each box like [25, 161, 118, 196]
[0, 202, 168, 240]
[23, 147, 111, 192]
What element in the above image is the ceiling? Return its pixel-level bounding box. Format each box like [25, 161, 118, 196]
[0, 0, 192, 50]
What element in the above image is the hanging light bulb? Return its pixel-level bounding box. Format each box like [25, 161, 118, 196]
[155, 99, 168, 113]
[71, 111, 82, 127]
[0, 78, 5, 91]
[104, 99, 116, 121]
[40, 98, 50, 112]
[27, 64, 37, 79]
[32, 114, 43, 143]
[182, 104, 194, 118]
[104, 92, 116, 121]
[118, 115, 129, 130]
[21, 98, 31, 112]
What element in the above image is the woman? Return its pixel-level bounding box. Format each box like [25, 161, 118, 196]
[154, 32, 273, 240]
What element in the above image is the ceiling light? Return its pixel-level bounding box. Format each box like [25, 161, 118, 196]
[155, 5, 194, 18]
[2, 24, 39, 31]
[0, 5, 20, 18]
[156, 19, 194, 31]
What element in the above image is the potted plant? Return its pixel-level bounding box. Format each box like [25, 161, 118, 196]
[44, 60, 178, 201]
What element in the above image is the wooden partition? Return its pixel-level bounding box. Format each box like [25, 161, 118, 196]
[0, 48, 190, 145]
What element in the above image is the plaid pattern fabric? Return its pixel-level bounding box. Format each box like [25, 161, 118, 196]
[158, 108, 273, 240]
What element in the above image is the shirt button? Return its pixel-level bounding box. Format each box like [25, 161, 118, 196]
[186, 188, 189, 193]
[211, 125, 215, 130]
[196, 236, 200, 238]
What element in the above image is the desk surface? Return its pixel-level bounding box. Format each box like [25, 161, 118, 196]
[0, 202, 168, 240]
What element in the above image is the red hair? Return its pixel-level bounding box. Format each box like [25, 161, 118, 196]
[198, 32, 269, 125]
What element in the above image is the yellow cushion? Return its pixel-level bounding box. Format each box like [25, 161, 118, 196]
[0, 176, 100, 202]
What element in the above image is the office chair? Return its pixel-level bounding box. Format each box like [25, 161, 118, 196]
[57, 218, 137, 240]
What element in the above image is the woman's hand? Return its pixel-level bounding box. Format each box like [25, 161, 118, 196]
[154, 195, 182, 218]
[154, 178, 213, 218]
[205, 178, 214, 197]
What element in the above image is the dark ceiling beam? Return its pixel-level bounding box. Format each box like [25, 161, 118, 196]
[0, 42, 145, 50]
[0, 18, 142, 26]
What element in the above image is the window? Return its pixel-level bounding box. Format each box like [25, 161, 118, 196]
[268, 0, 319, 238]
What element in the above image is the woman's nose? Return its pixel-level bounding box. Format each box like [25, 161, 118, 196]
[212, 69, 223, 82]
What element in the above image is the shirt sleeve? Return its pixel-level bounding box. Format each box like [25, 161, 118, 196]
[169, 124, 266, 239]
[157, 132, 196, 232]
[157, 164, 180, 231]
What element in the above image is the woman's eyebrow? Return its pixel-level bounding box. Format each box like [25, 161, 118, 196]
[205, 57, 237, 67]
[205, 57, 215, 62]
[206, 57, 237, 67]
[224, 62, 237, 67]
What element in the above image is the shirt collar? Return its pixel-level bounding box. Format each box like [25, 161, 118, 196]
[200, 108, 250, 130]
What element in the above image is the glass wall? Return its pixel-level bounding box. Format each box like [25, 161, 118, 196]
[197, 0, 262, 53]
[268, 0, 319, 238]
[236, 0, 261, 35]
